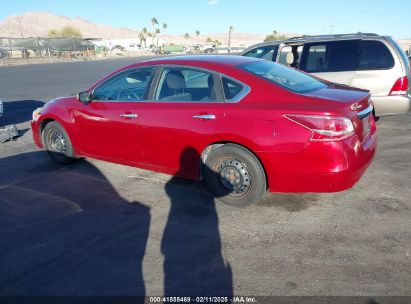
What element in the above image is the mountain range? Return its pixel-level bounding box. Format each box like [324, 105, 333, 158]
[0, 12, 298, 46]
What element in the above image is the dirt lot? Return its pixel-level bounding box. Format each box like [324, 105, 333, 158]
[0, 58, 410, 301]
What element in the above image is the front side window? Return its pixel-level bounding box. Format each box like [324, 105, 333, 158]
[301, 40, 361, 73]
[241, 60, 327, 93]
[92, 67, 154, 101]
[155, 67, 217, 102]
[243, 45, 278, 61]
[278, 45, 303, 68]
[359, 40, 394, 70]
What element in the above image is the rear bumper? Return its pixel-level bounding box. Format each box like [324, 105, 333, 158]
[261, 129, 377, 193]
[373, 95, 411, 116]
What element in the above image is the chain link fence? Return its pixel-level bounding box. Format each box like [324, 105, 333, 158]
[0, 37, 97, 65]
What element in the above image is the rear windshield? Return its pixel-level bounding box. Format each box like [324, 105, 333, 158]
[240, 60, 327, 93]
[358, 40, 394, 70]
[387, 37, 410, 73]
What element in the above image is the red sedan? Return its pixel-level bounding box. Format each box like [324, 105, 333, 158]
[31, 55, 376, 206]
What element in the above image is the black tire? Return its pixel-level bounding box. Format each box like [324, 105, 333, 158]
[42, 121, 76, 165]
[204, 144, 266, 206]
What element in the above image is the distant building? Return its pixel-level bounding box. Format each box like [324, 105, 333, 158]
[87, 38, 163, 51]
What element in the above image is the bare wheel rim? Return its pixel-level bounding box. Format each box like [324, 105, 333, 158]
[218, 159, 251, 197]
[48, 130, 67, 154]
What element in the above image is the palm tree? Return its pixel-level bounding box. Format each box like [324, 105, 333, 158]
[162, 23, 168, 33]
[138, 32, 145, 47]
[195, 30, 200, 44]
[151, 17, 159, 46]
[147, 32, 153, 48]
[139, 27, 148, 48]
[184, 33, 190, 51]
[155, 28, 161, 46]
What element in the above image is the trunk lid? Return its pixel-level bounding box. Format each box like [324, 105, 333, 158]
[303, 84, 373, 142]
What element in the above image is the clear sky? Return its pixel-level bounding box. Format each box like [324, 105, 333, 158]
[0, 0, 410, 39]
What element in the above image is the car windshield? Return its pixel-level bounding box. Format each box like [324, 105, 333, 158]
[240, 60, 328, 93]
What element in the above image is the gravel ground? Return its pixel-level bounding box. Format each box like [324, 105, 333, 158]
[0, 58, 410, 301]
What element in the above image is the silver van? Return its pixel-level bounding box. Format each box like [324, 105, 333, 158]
[242, 33, 411, 116]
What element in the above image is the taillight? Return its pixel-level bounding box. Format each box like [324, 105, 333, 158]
[389, 76, 408, 95]
[284, 114, 355, 141]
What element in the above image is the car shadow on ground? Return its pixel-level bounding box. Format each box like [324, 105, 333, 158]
[0, 150, 233, 298]
[0, 151, 150, 297]
[1, 100, 45, 126]
[162, 147, 232, 296]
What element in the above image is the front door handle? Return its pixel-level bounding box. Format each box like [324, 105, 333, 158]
[193, 114, 216, 120]
[120, 113, 138, 119]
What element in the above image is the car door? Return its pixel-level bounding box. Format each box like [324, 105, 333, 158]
[299, 40, 361, 85]
[73, 67, 154, 163]
[137, 66, 227, 177]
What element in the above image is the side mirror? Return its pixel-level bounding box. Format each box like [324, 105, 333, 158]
[77, 91, 91, 105]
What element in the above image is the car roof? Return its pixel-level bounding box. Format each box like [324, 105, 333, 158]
[130, 55, 258, 69]
[244, 33, 389, 49]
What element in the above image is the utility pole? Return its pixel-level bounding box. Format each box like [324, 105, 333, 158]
[228, 26, 233, 53]
[330, 24, 335, 34]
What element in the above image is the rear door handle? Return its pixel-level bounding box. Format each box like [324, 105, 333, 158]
[120, 113, 138, 118]
[193, 114, 216, 120]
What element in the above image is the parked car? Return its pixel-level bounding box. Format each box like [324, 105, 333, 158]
[242, 33, 411, 117]
[31, 55, 376, 206]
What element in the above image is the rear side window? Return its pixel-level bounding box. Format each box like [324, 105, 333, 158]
[359, 41, 394, 70]
[301, 40, 361, 73]
[243, 45, 278, 61]
[155, 67, 217, 102]
[222, 77, 244, 100]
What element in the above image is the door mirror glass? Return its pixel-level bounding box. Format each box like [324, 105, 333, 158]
[78, 91, 91, 105]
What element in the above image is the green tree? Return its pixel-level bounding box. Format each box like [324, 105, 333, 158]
[47, 26, 82, 38]
[59, 26, 82, 38]
[47, 29, 59, 37]
[264, 30, 288, 42]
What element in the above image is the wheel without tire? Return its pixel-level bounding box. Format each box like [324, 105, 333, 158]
[42, 121, 75, 165]
[204, 144, 266, 206]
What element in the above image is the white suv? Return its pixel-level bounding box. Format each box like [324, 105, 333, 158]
[242, 33, 411, 117]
